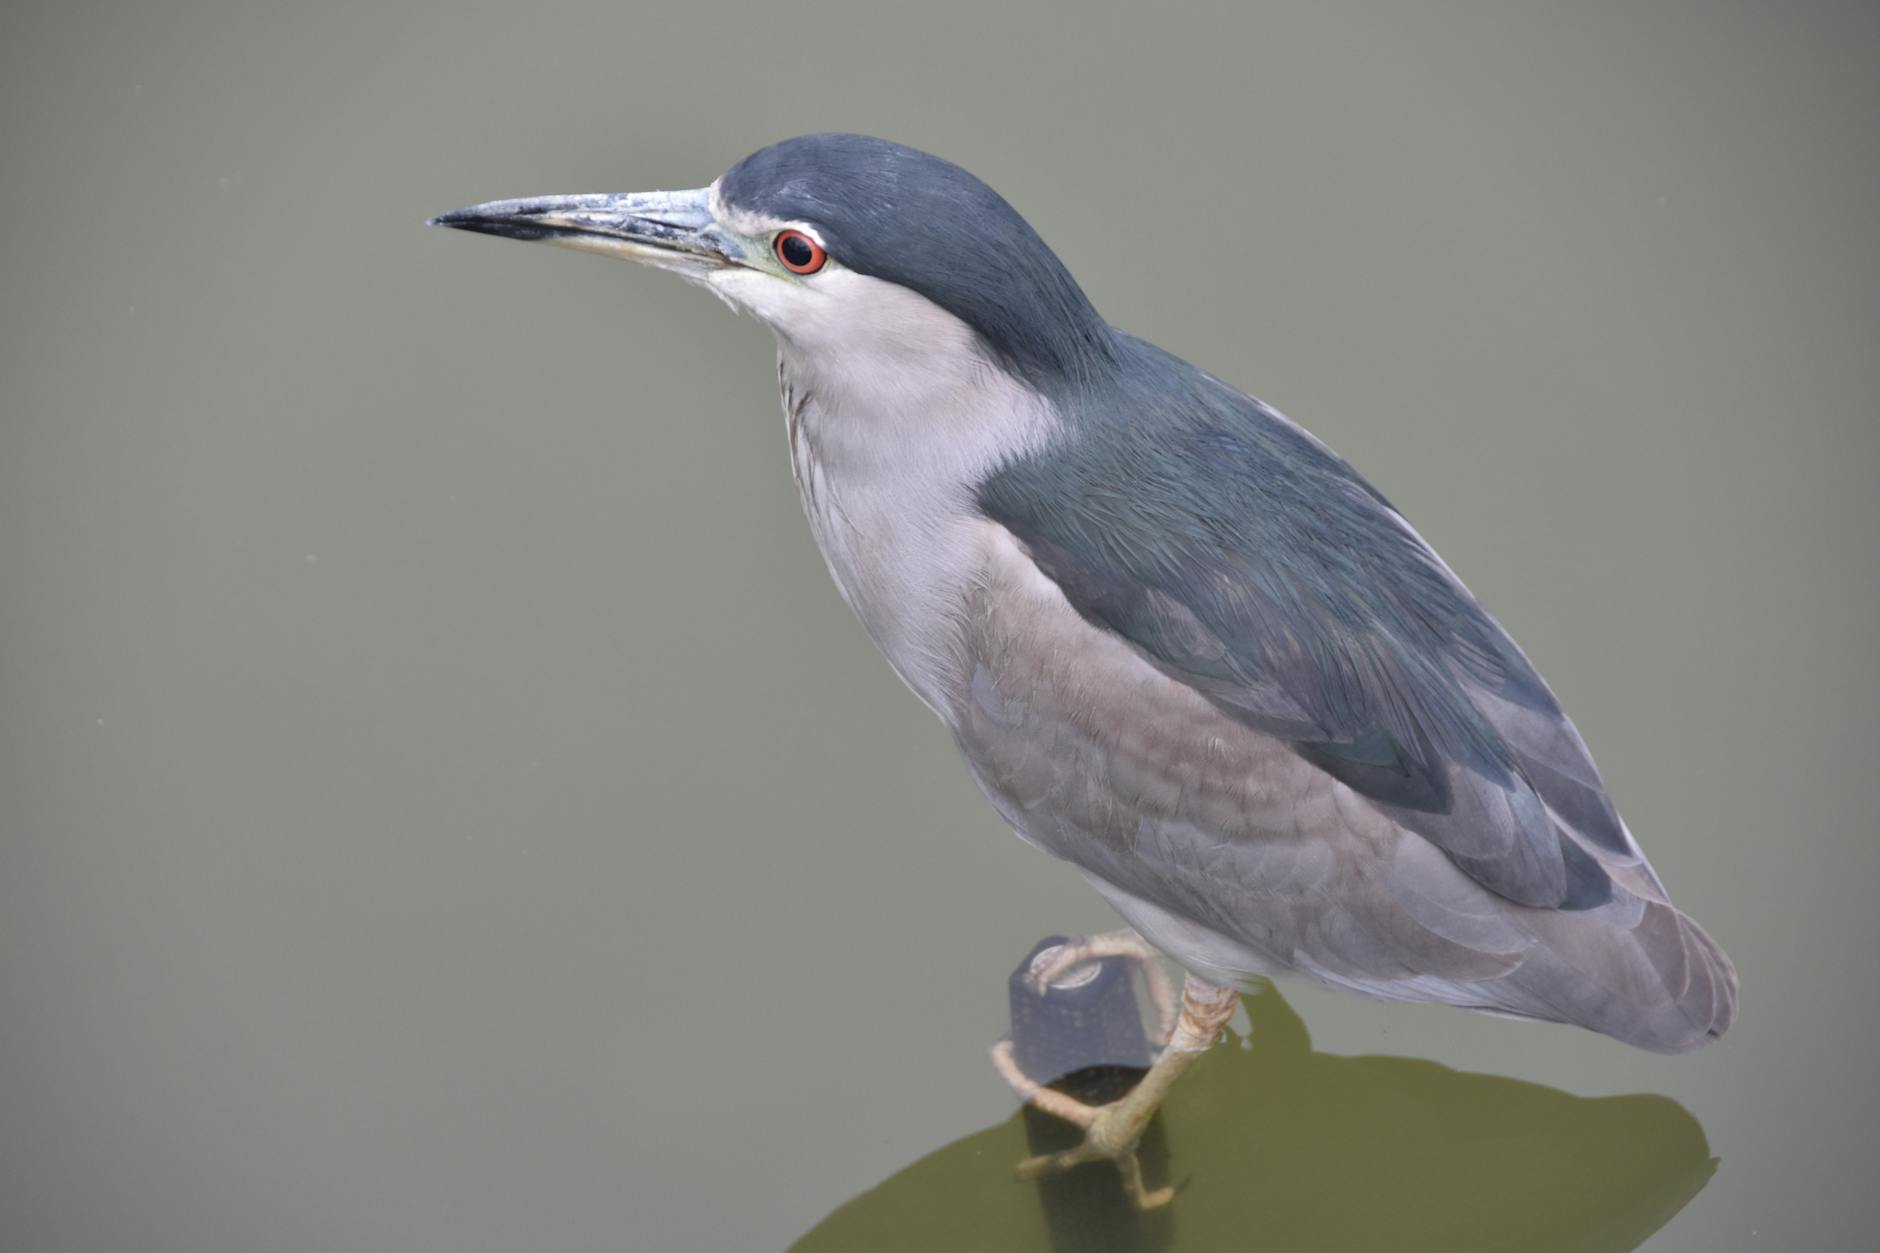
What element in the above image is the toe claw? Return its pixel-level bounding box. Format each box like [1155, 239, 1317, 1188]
[1137, 1184, 1175, 1211]
[1014, 1146, 1096, 1181]
[1013, 1152, 1053, 1182]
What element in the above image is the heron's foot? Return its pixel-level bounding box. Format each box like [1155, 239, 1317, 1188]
[1025, 928, 1178, 1046]
[991, 976, 1240, 1212]
[1011, 1086, 1177, 1210]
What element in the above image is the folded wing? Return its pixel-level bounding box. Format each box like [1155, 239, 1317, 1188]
[977, 336, 1663, 914]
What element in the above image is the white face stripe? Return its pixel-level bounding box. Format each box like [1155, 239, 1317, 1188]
[707, 177, 829, 254]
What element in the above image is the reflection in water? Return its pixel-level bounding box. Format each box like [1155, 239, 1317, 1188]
[793, 984, 1715, 1252]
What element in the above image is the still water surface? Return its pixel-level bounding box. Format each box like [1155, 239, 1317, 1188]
[1, 3, 1875, 1249]
[799, 980, 1715, 1252]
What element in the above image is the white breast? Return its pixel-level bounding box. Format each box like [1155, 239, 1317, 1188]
[767, 274, 1059, 716]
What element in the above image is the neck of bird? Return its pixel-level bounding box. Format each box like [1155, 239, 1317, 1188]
[771, 324, 1062, 716]
[775, 321, 1059, 517]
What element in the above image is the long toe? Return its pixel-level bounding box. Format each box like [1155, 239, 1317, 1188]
[1014, 1127, 1170, 1211]
[1012, 1093, 1171, 1210]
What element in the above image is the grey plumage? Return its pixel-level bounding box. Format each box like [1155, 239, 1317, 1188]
[979, 332, 1629, 913]
[969, 331, 1733, 1049]
[433, 132, 1737, 1057]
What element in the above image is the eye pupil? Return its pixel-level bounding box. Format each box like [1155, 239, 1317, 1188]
[775, 230, 824, 273]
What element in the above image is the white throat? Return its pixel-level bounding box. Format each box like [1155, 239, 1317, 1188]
[750, 273, 1060, 714]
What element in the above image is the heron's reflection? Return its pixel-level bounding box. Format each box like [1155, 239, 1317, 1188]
[792, 982, 1715, 1253]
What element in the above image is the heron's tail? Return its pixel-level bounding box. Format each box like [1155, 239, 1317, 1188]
[1509, 899, 1737, 1054]
[1627, 902, 1738, 1052]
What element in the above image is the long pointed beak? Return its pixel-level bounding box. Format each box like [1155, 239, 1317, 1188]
[427, 186, 737, 275]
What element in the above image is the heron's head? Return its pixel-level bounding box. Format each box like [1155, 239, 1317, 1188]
[430, 133, 1117, 389]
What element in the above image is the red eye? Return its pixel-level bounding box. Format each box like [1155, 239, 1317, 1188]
[774, 229, 827, 274]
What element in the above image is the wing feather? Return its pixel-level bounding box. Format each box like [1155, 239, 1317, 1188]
[977, 335, 1661, 911]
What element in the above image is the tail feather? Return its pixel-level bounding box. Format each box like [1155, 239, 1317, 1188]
[1508, 900, 1737, 1053]
[1632, 901, 1736, 1049]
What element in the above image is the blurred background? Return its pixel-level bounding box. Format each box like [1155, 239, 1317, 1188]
[2, 1, 1875, 1249]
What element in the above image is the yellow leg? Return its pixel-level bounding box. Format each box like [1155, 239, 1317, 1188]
[995, 969, 1239, 1211]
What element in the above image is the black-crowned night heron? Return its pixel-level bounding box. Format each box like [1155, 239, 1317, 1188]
[431, 133, 1737, 1208]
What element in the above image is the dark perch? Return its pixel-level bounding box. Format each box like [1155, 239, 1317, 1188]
[1007, 936, 1171, 1251]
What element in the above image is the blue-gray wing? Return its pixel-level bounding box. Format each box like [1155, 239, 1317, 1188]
[977, 337, 1664, 912]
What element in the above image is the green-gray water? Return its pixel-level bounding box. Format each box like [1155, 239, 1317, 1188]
[797, 985, 1717, 1252]
[3, 3, 1875, 1248]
